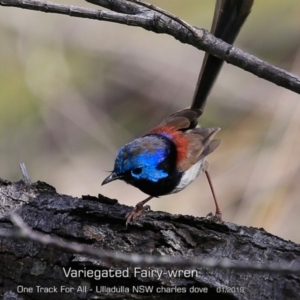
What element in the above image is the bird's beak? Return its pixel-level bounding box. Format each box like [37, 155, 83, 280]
[102, 172, 121, 186]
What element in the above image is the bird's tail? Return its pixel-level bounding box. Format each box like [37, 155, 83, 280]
[191, 0, 254, 111]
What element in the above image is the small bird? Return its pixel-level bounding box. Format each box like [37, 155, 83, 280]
[102, 0, 253, 225]
[102, 108, 222, 225]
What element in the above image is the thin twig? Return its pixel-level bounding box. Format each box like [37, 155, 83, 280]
[126, 0, 202, 39]
[19, 163, 31, 184]
[1, 0, 300, 94]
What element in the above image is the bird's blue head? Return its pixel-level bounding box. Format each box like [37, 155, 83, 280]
[102, 135, 176, 187]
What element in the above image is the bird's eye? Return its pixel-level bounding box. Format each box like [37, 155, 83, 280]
[131, 167, 142, 175]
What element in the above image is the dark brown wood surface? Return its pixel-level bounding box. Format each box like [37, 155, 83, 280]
[1, 179, 300, 300]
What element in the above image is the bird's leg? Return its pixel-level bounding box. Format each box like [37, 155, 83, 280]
[125, 196, 153, 227]
[204, 161, 222, 221]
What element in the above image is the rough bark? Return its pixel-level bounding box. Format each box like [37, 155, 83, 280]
[0, 179, 300, 300]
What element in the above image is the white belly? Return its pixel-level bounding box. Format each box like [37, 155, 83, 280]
[171, 159, 205, 194]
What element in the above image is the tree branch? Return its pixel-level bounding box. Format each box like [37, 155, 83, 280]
[1, 178, 300, 299]
[1, 0, 300, 95]
[2, 213, 300, 275]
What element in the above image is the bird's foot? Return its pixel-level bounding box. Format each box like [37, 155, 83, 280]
[206, 211, 222, 222]
[125, 204, 150, 227]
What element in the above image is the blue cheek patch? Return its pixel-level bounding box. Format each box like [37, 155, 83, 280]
[114, 147, 168, 182]
[133, 161, 168, 182]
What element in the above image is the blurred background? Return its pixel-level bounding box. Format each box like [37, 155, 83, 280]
[1, 0, 300, 242]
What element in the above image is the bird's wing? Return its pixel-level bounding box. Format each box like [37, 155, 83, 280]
[177, 127, 221, 172]
[149, 108, 202, 133]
